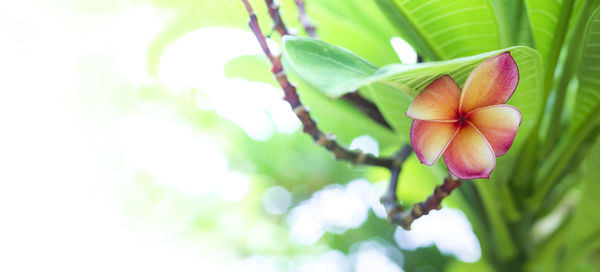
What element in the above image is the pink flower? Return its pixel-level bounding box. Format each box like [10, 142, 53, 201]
[406, 52, 522, 179]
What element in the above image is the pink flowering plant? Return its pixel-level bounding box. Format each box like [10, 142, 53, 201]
[407, 53, 521, 179]
[204, 0, 600, 270]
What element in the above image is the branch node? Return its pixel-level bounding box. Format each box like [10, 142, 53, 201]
[355, 150, 366, 165]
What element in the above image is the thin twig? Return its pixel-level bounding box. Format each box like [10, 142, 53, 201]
[381, 145, 413, 219]
[342, 93, 392, 129]
[383, 164, 463, 230]
[294, 0, 317, 38]
[241, 0, 397, 168]
[265, 0, 289, 36]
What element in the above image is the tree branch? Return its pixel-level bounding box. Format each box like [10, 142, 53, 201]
[381, 145, 413, 218]
[383, 161, 463, 230]
[264, 0, 289, 36]
[241, 0, 397, 168]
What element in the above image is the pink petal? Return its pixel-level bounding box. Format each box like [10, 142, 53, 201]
[443, 123, 495, 179]
[467, 105, 522, 156]
[459, 52, 519, 113]
[410, 120, 460, 166]
[406, 75, 461, 121]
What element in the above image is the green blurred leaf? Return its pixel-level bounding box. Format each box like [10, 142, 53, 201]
[525, 0, 568, 64]
[536, 6, 600, 194]
[224, 55, 277, 86]
[560, 137, 600, 270]
[281, 36, 377, 98]
[374, 0, 501, 61]
[490, 0, 534, 47]
[570, 6, 600, 135]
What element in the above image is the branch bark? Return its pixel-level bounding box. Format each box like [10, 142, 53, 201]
[264, 0, 289, 36]
[294, 0, 317, 38]
[382, 158, 463, 230]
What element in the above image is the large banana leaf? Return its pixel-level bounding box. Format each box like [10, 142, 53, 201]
[374, 0, 501, 61]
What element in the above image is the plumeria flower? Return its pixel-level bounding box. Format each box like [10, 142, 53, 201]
[406, 52, 521, 179]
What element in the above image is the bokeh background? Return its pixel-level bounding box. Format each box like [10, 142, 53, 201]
[0, 1, 487, 271]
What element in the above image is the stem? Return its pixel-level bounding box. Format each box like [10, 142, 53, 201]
[531, 111, 600, 207]
[382, 162, 463, 230]
[543, 0, 595, 153]
[294, 0, 317, 38]
[341, 92, 392, 129]
[381, 145, 413, 216]
[240, 0, 398, 169]
[265, 0, 289, 36]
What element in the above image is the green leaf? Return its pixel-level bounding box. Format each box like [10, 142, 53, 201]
[525, 0, 568, 64]
[532, 5, 600, 205]
[281, 36, 378, 98]
[560, 137, 600, 270]
[570, 6, 600, 135]
[224, 55, 278, 86]
[490, 0, 534, 47]
[374, 0, 501, 61]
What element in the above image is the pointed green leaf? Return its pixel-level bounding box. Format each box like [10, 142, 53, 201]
[281, 36, 378, 98]
[375, 0, 501, 60]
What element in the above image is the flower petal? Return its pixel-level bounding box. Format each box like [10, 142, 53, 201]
[443, 123, 495, 179]
[459, 52, 519, 113]
[410, 120, 460, 166]
[406, 75, 461, 121]
[467, 105, 522, 156]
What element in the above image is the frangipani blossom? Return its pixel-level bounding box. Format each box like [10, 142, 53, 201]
[406, 52, 521, 179]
